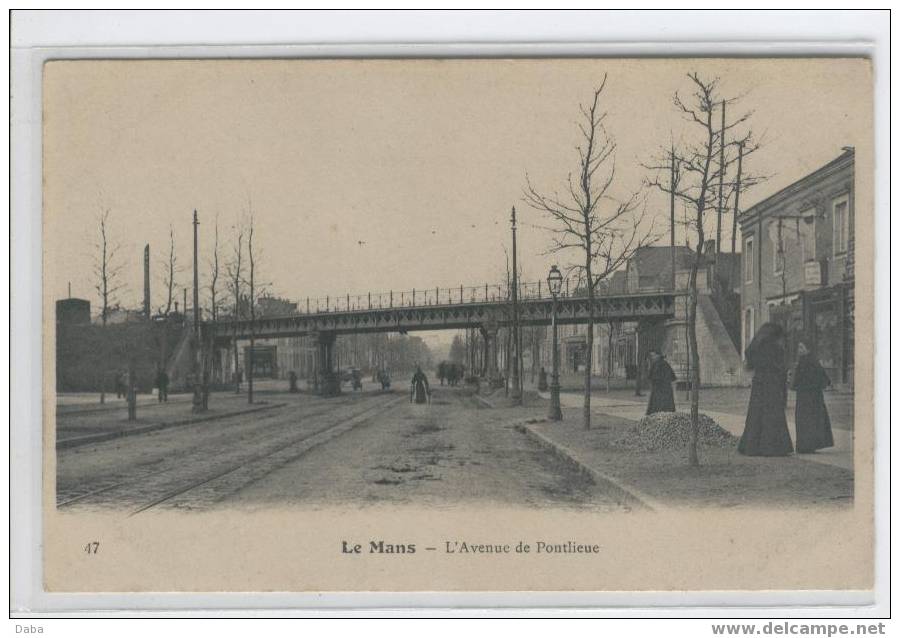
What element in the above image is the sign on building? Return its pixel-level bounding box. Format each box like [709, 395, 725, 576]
[804, 260, 822, 287]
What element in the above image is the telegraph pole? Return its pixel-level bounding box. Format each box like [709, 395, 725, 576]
[510, 206, 521, 403]
[143, 244, 151, 319]
[716, 99, 726, 271]
[731, 140, 744, 285]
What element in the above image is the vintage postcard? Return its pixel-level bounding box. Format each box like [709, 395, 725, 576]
[42, 57, 873, 593]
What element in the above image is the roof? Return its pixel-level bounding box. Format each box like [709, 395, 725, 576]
[628, 244, 737, 291]
[741, 148, 854, 223]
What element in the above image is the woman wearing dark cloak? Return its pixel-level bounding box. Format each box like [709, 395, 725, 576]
[410, 364, 430, 404]
[792, 341, 834, 453]
[738, 322, 794, 457]
[646, 349, 676, 415]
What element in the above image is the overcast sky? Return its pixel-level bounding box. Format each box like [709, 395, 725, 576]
[43, 58, 870, 315]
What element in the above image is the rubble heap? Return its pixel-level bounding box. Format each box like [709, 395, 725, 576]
[613, 411, 737, 451]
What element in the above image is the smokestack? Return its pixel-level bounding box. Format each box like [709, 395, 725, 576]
[143, 244, 151, 318]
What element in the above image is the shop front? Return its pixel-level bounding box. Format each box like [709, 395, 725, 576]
[768, 285, 851, 387]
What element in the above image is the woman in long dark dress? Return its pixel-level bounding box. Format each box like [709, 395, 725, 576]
[410, 365, 430, 404]
[646, 349, 676, 415]
[792, 341, 834, 453]
[738, 322, 794, 457]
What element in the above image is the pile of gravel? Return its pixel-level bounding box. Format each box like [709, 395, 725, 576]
[613, 411, 737, 451]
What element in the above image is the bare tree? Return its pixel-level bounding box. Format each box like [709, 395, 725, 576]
[162, 225, 179, 316]
[92, 208, 126, 404]
[645, 72, 760, 466]
[230, 201, 271, 404]
[155, 224, 181, 391]
[193, 215, 222, 395]
[246, 210, 257, 405]
[226, 220, 245, 394]
[524, 76, 656, 430]
[93, 208, 125, 327]
[208, 215, 221, 322]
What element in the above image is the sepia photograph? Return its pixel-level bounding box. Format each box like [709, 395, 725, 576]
[39, 56, 875, 593]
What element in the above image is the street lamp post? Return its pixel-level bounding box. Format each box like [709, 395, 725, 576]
[547, 265, 563, 421]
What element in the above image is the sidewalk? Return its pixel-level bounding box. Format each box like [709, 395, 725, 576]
[518, 407, 854, 510]
[56, 392, 192, 415]
[56, 392, 289, 449]
[540, 390, 853, 471]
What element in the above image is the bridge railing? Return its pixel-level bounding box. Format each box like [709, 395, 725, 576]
[281, 280, 674, 315]
[284, 280, 569, 314]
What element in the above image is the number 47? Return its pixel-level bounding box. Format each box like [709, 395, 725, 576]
[83, 541, 100, 555]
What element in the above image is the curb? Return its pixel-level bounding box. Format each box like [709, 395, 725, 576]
[514, 421, 667, 513]
[56, 402, 287, 451]
[57, 397, 192, 417]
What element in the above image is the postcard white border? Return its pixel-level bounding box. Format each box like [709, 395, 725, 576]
[9, 9, 891, 616]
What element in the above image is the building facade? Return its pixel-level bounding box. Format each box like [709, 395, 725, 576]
[739, 149, 855, 387]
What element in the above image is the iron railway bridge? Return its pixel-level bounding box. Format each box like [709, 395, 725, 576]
[204, 280, 675, 395]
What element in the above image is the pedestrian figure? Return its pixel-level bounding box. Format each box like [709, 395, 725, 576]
[115, 370, 127, 399]
[792, 341, 834, 454]
[235, 368, 243, 393]
[126, 366, 137, 420]
[156, 368, 169, 403]
[410, 364, 430, 404]
[455, 364, 465, 386]
[646, 349, 676, 415]
[377, 368, 391, 391]
[538, 366, 548, 392]
[288, 370, 298, 393]
[738, 322, 794, 457]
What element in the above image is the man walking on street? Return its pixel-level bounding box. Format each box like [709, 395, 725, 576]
[156, 367, 169, 403]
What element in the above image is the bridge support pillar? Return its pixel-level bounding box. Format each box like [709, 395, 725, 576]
[480, 321, 502, 389]
[311, 330, 341, 397]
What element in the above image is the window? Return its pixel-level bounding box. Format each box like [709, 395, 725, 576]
[800, 213, 816, 263]
[744, 235, 754, 283]
[833, 195, 849, 256]
[743, 307, 755, 356]
[769, 221, 784, 275]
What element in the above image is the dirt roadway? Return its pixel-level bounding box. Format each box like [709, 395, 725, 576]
[230, 388, 626, 511]
[56, 387, 626, 513]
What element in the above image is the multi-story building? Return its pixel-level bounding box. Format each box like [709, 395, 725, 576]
[739, 148, 855, 387]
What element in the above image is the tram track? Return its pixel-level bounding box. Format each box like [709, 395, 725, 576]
[58, 393, 404, 513]
[57, 406, 296, 507]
